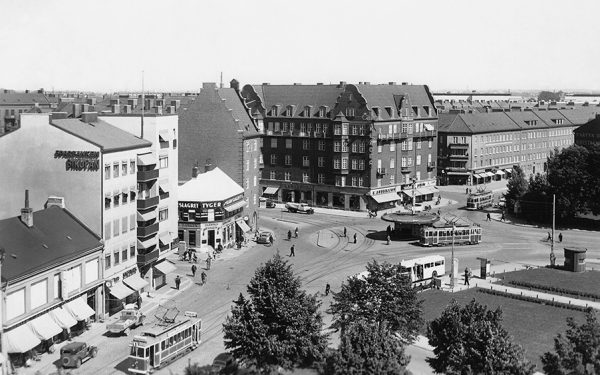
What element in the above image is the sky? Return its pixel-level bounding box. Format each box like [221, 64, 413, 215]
[1, 0, 599, 93]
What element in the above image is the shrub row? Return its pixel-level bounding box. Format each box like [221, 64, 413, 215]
[476, 288, 590, 312]
[506, 280, 600, 301]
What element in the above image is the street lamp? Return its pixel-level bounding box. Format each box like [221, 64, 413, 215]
[0, 247, 6, 375]
[450, 225, 456, 289]
[411, 177, 417, 215]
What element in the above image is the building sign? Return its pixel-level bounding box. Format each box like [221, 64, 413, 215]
[201, 201, 222, 209]
[54, 150, 100, 171]
[178, 201, 222, 209]
[369, 187, 396, 196]
[224, 194, 244, 206]
[179, 201, 199, 209]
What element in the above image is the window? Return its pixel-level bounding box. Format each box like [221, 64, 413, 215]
[159, 208, 168, 221]
[351, 176, 357, 186]
[122, 216, 128, 234]
[122, 247, 128, 262]
[53, 274, 61, 299]
[259, 154, 263, 164]
[359, 142, 365, 153]
[105, 222, 111, 240]
[283, 122, 289, 132]
[105, 164, 111, 179]
[6, 288, 25, 320]
[114, 250, 120, 265]
[342, 157, 348, 169]
[113, 163, 119, 177]
[407, 139, 413, 150]
[286, 139, 292, 148]
[285, 155, 292, 165]
[130, 243, 136, 258]
[346, 108, 355, 117]
[271, 138, 278, 148]
[401, 157, 407, 167]
[122, 191, 128, 204]
[408, 157, 413, 166]
[302, 140, 310, 150]
[122, 162, 127, 176]
[105, 254, 111, 270]
[358, 177, 364, 187]
[416, 171, 421, 180]
[390, 158, 395, 168]
[334, 141, 341, 152]
[318, 141, 325, 151]
[246, 159, 250, 171]
[31, 279, 48, 310]
[352, 142, 358, 153]
[270, 171, 276, 180]
[114, 193, 120, 207]
[416, 140, 422, 149]
[105, 197, 111, 210]
[270, 154, 277, 165]
[245, 178, 249, 189]
[284, 172, 291, 181]
[318, 157, 325, 167]
[300, 123, 306, 133]
[390, 143, 396, 152]
[401, 140, 407, 151]
[302, 173, 309, 183]
[318, 174, 325, 184]
[352, 159, 358, 170]
[130, 189, 136, 202]
[359, 160, 365, 170]
[130, 160, 135, 174]
[334, 124, 341, 135]
[64, 265, 81, 294]
[319, 107, 326, 117]
[352, 125, 358, 135]
[159, 156, 168, 169]
[333, 159, 341, 169]
[342, 141, 348, 152]
[129, 214, 136, 231]
[428, 154, 432, 163]
[378, 144, 382, 153]
[390, 175, 395, 184]
[303, 156, 310, 167]
[113, 219, 119, 237]
[416, 155, 421, 165]
[342, 124, 348, 135]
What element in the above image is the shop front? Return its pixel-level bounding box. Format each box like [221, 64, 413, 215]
[105, 267, 140, 315]
[366, 186, 400, 212]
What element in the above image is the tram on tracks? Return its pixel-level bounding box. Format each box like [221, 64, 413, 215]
[466, 190, 493, 210]
[420, 223, 482, 246]
[128, 308, 201, 374]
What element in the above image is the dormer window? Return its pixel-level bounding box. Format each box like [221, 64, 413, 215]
[412, 106, 419, 117]
[286, 105, 294, 117]
[346, 107, 355, 117]
[304, 106, 312, 117]
[271, 106, 279, 116]
[423, 106, 430, 116]
[319, 107, 326, 117]
[372, 107, 379, 118]
[385, 106, 393, 118]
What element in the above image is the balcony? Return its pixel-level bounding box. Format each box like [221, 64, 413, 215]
[137, 222, 159, 237]
[137, 169, 159, 182]
[137, 249, 159, 266]
[137, 195, 159, 210]
[427, 161, 436, 169]
[448, 143, 469, 149]
[447, 166, 468, 172]
[400, 166, 411, 173]
[449, 154, 469, 160]
[376, 167, 387, 176]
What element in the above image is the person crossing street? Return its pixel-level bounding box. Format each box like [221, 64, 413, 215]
[289, 244, 295, 257]
[200, 271, 207, 286]
[191, 264, 197, 277]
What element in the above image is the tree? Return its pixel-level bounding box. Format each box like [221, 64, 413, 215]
[542, 308, 600, 374]
[222, 254, 328, 374]
[426, 299, 535, 375]
[328, 260, 423, 344]
[520, 173, 552, 223]
[504, 164, 528, 213]
[319, 320, 411, 375]
[538, 91, 563, 102]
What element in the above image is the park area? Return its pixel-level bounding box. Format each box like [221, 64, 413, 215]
[419, 288, 587, 371]
[495, 268, 600, 301]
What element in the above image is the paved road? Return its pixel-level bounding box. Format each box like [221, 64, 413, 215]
[22, 185, 600, 375]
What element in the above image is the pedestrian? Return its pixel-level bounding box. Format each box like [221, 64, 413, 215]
[353, 233, 357, 244]
[269, 235, 274, 246]
[437, 209, 441, 216]
[136, 295, 143, 310]
[200, 271, 207, 286]
[288, 230, 292, 241]
[486, 212, 491, 222]
[559, 233, 563, 243]
[501, 211, 505, 221]
[325, 283, 331, 296]
[466, 187, 469, 194]
[206, 256, 212, 270]
[192, 252, 198, 263]
[386, 225, 391, 238]
[295, 227, 299, 238]
[343, 227, 347, 237]
[191, 264, 197, 277]
[386, 235, 391, 245]
[547, 232, 552, 241]
[289, 244, 295, 257]
[464, 267, 470, 286]
[175, 275, 181, 290]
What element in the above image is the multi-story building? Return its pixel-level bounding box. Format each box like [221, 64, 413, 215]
[241, 82, 438, 212]
[574, 115, 600, 147]
[178, 81, 262, 229]
[438, 108, 594, 185]
[0, 193, 103, 369]
[0, 89, 51, 135]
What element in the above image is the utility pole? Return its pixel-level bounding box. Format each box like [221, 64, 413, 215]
[141, 70, 145, 139]
[0, 248, 7, 375]
[450, 225, 456, 289]
[550, 194, 556, 267]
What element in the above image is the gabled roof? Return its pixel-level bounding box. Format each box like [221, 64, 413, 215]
[179, 167, 244, 202]
[216, 88, 259, 136]
[438, 112, 519, 134]
[352, 84, 435, 120]
[0, 206, 102, 283]
[505, 111, 547, 129]
[532, 110, 572, 127]
[574, 116, 600, 134]
[558, 107, 599, 125]
[258, 84, 344, 117]
[51, 117, 151, 153]
[0, 92, 50, 106]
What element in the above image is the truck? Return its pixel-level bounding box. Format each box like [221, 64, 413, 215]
[107, 307, 145, 336]
[285, 202, 314, 214]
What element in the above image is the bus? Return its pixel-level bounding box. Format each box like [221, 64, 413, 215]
[128, 310, 201, 374]
[466, 190, 493, 210]
[420, 224, 482, 246]
[400, 255, 446, 284]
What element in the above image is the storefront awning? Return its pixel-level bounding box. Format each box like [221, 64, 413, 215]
[372, 191, 401, 203]
[5, 325, 40, 353]
[159, 232, 172, 246]
[123, 275, 149, 291]
[49, 307, 77, 329]
[137, 209, 157, 222]
[447, 171, 471, 176]
[496, 170, 505, 175]
[29, 313, 63, 340]
[236, 218, 252, 233]
[159, 129, 173, 142]
[65, 297, 95, 321]
[224, 200, 246, 212]
[484, 171, 495, 177]
[505, 168, 513, 173]
[263, 186, 279, 195]
[402, 189, 427, 198]
[159, 179, 170, 193]
[424, 124, 435, 131]
[138, 237, 156, 250]
[109, 282, 135, 300]
[137, 153, 155, 166]
[154, 260, 176, 275]
[420, 186, 438, 195]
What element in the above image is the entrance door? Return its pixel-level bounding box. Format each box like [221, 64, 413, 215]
[208, 230, 215, 248]
[149, 344, 155, 366]
[189, 231, 196, 247]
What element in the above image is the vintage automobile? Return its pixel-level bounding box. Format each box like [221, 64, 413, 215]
[256, 231, 272, 244]
[285, 202, 314, 214]
[265, 199, 276, 208]
[106, 306, 145, 335]
[60, 341, 98, 368]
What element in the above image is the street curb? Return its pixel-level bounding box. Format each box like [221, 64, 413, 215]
[316, 229, 340, 248]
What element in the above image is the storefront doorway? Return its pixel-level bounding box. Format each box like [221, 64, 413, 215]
[189, 231, 196, 247]
[208, 229, 215, 248]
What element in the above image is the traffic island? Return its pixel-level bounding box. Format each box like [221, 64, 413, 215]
[381, 212, 439, 239]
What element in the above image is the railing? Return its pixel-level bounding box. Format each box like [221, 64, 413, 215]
[449, 154, 469, 159]
[137, 169, 159, 182]
[137, 249, 159, 265]
[137, 222, 159, 237]
[377, 167, 387, 176]
[449, 143, 469, 148]
[427, 161, 436, 169]
[137, 196, 159, 209]
[447, 166, 468, 172]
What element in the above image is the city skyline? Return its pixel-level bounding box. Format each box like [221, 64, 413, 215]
[1, 0, 599, 92]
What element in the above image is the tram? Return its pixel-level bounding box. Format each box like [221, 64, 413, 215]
[128, 310, 202, 374]
[420, 224, 482, 246]
[400, 255, 446, 283]
[466, 190, 493, 210]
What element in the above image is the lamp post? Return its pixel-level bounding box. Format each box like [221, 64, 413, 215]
[411, 177, 416, 215]
[450, 225, 456, 289]
[0, 247, 6, 375]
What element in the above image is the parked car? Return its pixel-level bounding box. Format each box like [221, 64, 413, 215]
[412, 203, 424, 212]
[212, 352, 235, 371]
[256, 231, 272, 244]
[60, 342, 98, 369]
[498, 197, 506, 208]
[106, 307, 145, 335]
[265, 199, 276, 208]
[285, 202, 314, 214]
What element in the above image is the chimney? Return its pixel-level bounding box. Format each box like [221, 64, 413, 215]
[110, 98, 119, 106]
[401, 82, 408, 85]
[204, 160, 212, 172]
[45, 196, 65, 209]
[338, 81, 346, 88]
[262, 82, 270, 86]
[388, 82, 396, 85]
[25, 89, 30, 93]
[293, 83, 302, 86]
[316, 82, 323, 85]
[87, 97, 97, 105]
[72, 103, 82, 118]
[230, 79, 240, 91]
[170, 100, 180, 111]
[20, 190, 34, 228]
[81, 112, 98, 122]
[81, 103, 89, 113]
[192, 166, 199, 178]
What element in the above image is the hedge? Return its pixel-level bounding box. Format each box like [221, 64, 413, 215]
[476, 288, 590, 312]
[505, 280, 600, 301]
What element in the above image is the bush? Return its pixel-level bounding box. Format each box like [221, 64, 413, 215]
[477, 288, 589, 312]
[506, 280, 600, 301]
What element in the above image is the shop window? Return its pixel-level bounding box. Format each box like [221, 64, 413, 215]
[105, 254, 111, 270]
[122, 247, 128, 261]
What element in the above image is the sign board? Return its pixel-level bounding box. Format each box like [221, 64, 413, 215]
[54, 150, 100, 171]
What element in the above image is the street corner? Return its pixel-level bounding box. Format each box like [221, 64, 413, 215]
[313, 228, 340, 248]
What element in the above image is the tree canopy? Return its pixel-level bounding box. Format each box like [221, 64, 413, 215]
[542, 308, 600, 375]
[222, 254, 328, 374]
[319, 320, 411, 375]
[426, 299, 535, 375]
[538, 91, 563, 102]
[328, 260, 423, 344]
[504, 164, 528, 212]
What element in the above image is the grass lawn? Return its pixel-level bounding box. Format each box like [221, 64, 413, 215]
[420, 288, 587, 371]
[495, 268, 600, 300]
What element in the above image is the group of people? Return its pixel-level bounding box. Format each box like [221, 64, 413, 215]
[547, 232, 564, 242]
[342, 227, 358, 244]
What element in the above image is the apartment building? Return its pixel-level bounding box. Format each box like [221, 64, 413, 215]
[574, 115, 600, 147]
[0, 89, 51, 135]
[178, 81, 262, 230]
[241, 82, 438, 212]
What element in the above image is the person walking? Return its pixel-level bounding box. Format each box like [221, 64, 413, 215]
[200, 271, 207, 286]
[501, 211, 505, 222]
[191, 264, 197, 277]
[325, 283, 331, 296]
[295, 227, 299, 238]
[269, 234, 274, 246]
[343, 227, 347, 237]
[136, 295, 143, 310]
[558, 232, 563, 242]
[353, 233, 357, 244]
[289, 244, 295, 257]
[386, 235, 391, 245]
[175, 275, 181, 290]
[464, 267, 470, 286]
[288, 230, 292, 241]
[386, 225, 391, 238]
[547, 232, 552, 241]
[486, 212, 491, 222]
[206, 256, 212, 270]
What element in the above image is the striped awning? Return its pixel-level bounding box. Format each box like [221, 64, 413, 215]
[154, 260, 176, 275]
[263, 187, 279, 195]
[49, 307, 77, 329]
[236, 218, 252, 233]
[5, 325, 40, 353]
[224, 199, 246, 212]
[29, 313, 63, 340]
[123, 275, 149, 291]
[159, 232, 172, 246]
[65, 297, 95, 321]
[109, 282, 135, 300]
